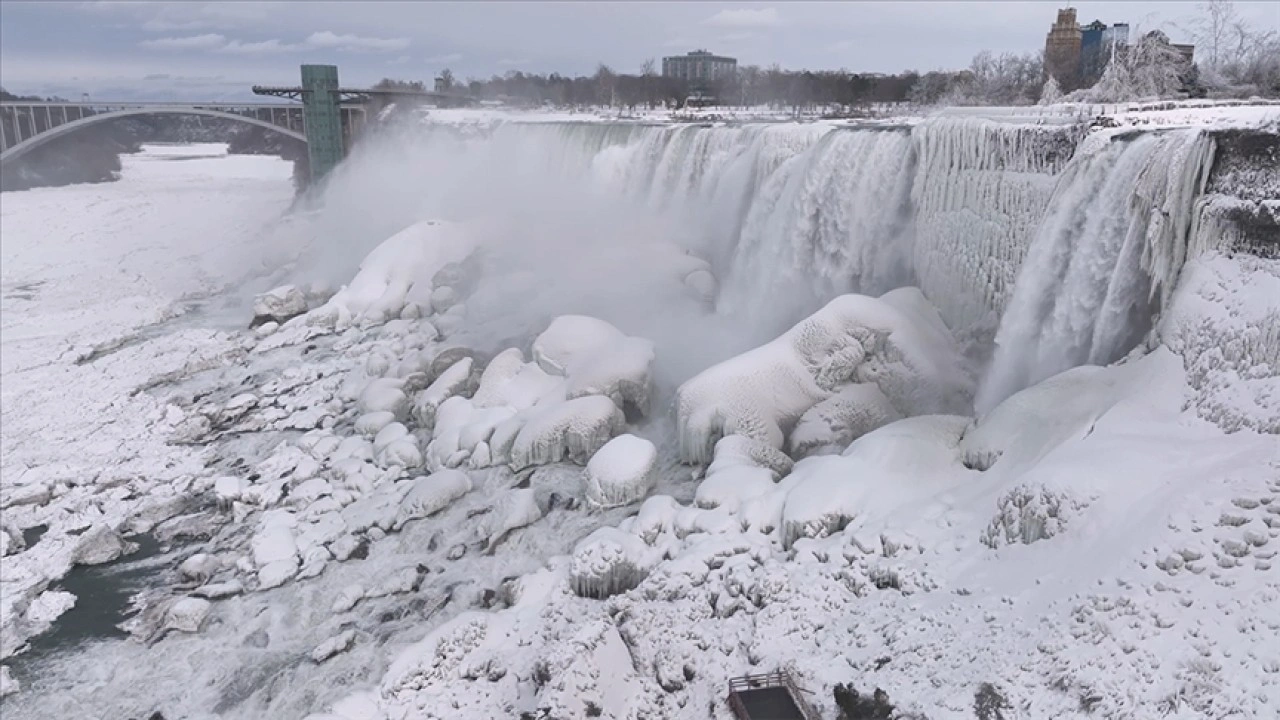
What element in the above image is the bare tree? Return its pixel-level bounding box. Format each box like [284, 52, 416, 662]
[438, 68, 455, 91]
[640, 58, 657, 108]
[594, 64, 617, 107]
[1194, 0, 1238, 71]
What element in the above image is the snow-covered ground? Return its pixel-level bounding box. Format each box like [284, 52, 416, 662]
[1, 103, 1278, 720]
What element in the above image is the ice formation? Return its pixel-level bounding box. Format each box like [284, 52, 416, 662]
[252, 284, 309, 325]
[393, 469, 472, 529]
[979, 129, 1216, 410]
[508, 396, 625, 470]
[583, 434, 657, 509]
[5, 104, 1280, 720]
[532, 315, 655, 415]
[309, 220, 476, 328]
[787, 382, 903, 458]
[675, 287, 970, 463]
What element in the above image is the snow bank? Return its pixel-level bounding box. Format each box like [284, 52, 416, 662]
[675, 287, 970, 463]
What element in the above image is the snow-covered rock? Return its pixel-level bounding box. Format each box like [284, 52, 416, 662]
[483, 488, 543, 550]
[676, 288, 970, 463]
[0, 665, 18, 698]
[309, 220, 477, 328]
[253, 284, 308, 325]
[507, 395, 625, 470]
[787, 382, 902, 458]
[311, 629, 357, 663]
[393, 470, 472, 529]
[164, 597, 211, 634]
[584, 434, 657, 509]
[412, 357, 474, 430]
[533, 315, 655, 415]
[570, 527, 656, 598]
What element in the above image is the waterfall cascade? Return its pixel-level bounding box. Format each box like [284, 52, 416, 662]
[321, 115, 1252, 405]
[976, 129, 1215, 411]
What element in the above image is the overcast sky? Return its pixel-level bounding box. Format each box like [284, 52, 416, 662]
[2, 1, 1277, 101]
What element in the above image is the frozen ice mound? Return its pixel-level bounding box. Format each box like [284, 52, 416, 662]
[393, 469, 472, 529]
[694, 435, 792, 514]
[788, 382, 903, 459]
[781, 415, 972, 547]
[570, 527, 657, 598]
[675, 287, 970, 463]
[532, 315, 656, 416]
[584, 434, 657, 509]
[508, 396, 626, 470]
[252, 284, 308, 325]
[308, 220, 477, 328]
[414, 318, 650, 473]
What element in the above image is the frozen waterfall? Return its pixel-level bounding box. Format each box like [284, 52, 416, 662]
[309, 116, 1222, 408]
[976, 129, 1215, 412]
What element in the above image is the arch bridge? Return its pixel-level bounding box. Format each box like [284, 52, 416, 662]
[0, 101, 364, 175]
[0, 64, 478, 182]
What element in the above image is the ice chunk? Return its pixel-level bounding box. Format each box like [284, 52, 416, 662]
[532, 315, 655, 415]
[483, 488, 543, 550]
[192, 581, 244, 599]
[472, 348, 562, 410]
[332, 584, 365, 613]
[164, 597, 211, 634]
[508, 396, 625, 470]
[354, 411, 396, 438]
[253, 284, 307, 325]
[788, 383, 903, 458]
[570, 527, 656, 598]
[412, 357, 475, 430]
[584, 434, 657, 509]
[74, 525, 128, 566]
[312, 629, 357, 663]
[394, 470, 472, 529]
[26, 590, 76, 627]
[676, 288, 970, 463]
[311, 220, 477, 327]
[367, 566, 423, 598]
[252, 510, 299, 586]
[1, 665, 19, 698]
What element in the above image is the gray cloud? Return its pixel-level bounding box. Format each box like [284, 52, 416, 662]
[702, 7, 781, 29]
[139, 33, 227, 51]
[305, 31, 410, 53]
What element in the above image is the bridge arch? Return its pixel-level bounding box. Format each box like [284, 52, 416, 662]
[0, 106, 307, 164]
